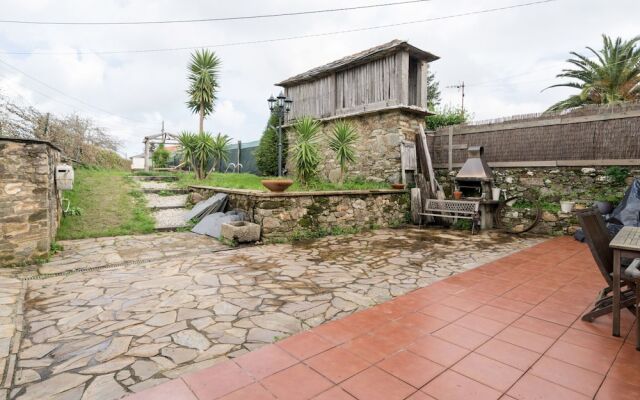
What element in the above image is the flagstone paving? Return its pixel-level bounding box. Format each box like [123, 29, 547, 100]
[7, 228, 542, 399]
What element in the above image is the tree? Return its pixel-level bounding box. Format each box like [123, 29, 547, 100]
[151, 144, 170, 168]
[210, 133, 232, 173]
[425, 106, 469, 131]
[545, 34, 640, 112]
[255, 113, 288, 176]
[328, 120, 358, 184]
[291, 117, 322, 185]
[187, 49, 221, 133]
[426, 70, 441, 110]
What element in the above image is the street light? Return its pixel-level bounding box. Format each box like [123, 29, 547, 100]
[267, 91, 293, 177]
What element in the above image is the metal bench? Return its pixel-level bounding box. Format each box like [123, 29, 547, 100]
[420, 199, 481, 234]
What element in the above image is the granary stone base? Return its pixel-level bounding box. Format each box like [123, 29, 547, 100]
[0, 138, 61, 266]
[286, 109, 425, 184]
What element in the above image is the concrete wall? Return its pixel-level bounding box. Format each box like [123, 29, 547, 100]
[190, 186, 409, 242]
[0, 137, 61, 266]
[286, 108, 425, 184]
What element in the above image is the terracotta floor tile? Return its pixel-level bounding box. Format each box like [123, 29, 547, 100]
[440, 295, 484, 312]
[420, 303, 467, 322]
[507, 374, 590, 400]
[558, 328, 623, 356]
[546, 340, 616, 374]
[392, 313, 449, 334]
[422, 370, 501, 400]
[277, 331, 335, 360]
[377, 350, 445, 388]
[501, 286, 555, 305]
[595, 377, 640, 400]
[455, 289, 498, 304]
[313, 320, 363, 345]
[472, 304, 522, 324]
[261, 364, 333, 400]
[125, 379, 198, 400]
[235, 345, 298, 380]
[407, 391, 437, 400]
[495, 326, 555, 353]
[475, 338, 541, 371]
[342, 309, 391, 332]
[371, 320, 429, 347]
[511, 315, 567, 339]
[470, 278, 519, 296]
[607, 356, 640, 387]
[341, 366, 416, 400]
[312, 386, 357, 400]
[526, 304, 580, 326]
[530, 356, 605, 397]
[490, 297, 535, 314]
[182, 361, 254, 400]
[433, 324, 491, 350]
[340, 333, 403, 363]
[571, 311, 635, 338]
[451, 352, 523, 392]
[306, 347, 370, 383]
[454, 313, 507, 336]
[408, 335, 469, 367]
[218, 383, 276, 400]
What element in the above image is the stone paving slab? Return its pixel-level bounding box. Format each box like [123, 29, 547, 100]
[144, 194, 188, 209]
[152, 209, 190, 230]
[11, 228, 542, 399]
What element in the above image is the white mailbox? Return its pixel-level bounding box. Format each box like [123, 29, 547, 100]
[55, 164, 74, 190]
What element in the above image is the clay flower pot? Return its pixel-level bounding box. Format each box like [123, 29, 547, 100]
[453, 191, 463, 200]
[391, 183, 405, 190]
[261, 179, 294, 192]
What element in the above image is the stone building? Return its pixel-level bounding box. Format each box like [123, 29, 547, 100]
[277, 39, 438, 183]
[0, 137, 62, 266]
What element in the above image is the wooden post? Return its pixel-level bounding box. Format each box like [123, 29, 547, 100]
[448, 126, 454, 171]
[397, 51, 410, 106]
[144, 139, 150, 172]
[410, 188, 422, 225]
[237, 140, 241, 172]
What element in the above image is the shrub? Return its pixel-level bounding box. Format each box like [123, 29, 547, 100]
[328, 120, 358, 184]
[425, 106, 469, 131]
[292, 117, 322, 185]
[255, 113, 288, 176]
[151, 144, 170, 168]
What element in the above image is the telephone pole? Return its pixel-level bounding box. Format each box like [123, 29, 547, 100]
[446, 81, 465, 114]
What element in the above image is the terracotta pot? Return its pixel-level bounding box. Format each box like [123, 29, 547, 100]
[261, 179, 294, 192]
[453, 191, 463, 200]
[391, 183, 405, 190]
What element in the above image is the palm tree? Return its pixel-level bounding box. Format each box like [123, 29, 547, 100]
[328, 120, 358, 185]
[545, 35, 640, 112]
[177, 131, 197, 171]
[192, 131, 215, 179]
[187, 49, 221, 133]
[208, 133, 232, 175]
[292, 117, 322, 185]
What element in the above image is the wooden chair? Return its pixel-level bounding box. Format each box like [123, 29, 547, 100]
[577, 208, 637, 322]
[625, 259, 640, 350]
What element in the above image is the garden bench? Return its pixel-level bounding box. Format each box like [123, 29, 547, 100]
[420, 199, 480, 234]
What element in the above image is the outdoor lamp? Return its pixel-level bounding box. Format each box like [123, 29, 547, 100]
[285, 98, 293, 112]
[277, 91, 286, 108]
[267, 95, 276, 111]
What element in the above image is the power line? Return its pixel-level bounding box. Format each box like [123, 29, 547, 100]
[0, 0, 433, 25]
[1, 0, 559, 56]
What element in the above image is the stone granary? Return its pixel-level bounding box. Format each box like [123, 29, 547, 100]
[278, 39, 439, 183]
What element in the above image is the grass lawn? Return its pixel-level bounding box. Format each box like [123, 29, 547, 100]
[57, 168, 155, 240]
[175, 172, 390, 191]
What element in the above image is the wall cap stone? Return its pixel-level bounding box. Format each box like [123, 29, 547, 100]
[0, 136, 63, 153]
[282, 105, 431, 127]
[189, 185, 407, 198]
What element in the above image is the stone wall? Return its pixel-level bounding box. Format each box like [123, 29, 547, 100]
[435, 165, 638, 235]
[190, 186, 409, 241]
[285, 108, 425, 184]
[0, 137, 62, 266]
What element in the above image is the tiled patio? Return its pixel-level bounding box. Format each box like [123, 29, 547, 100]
[127, 236, 639, 400]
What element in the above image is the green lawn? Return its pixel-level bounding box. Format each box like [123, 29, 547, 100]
[175, 172, 390, 191]
[57, 168, 155, 240]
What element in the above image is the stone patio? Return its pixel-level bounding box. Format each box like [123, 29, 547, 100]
[2, 228, 542, 399]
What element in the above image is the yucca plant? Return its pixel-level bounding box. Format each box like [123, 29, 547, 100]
[545, 34, 640, 111]
[192, 131, 215, 179]
[187, 49, 221, 133]
[177, 131, 197, 171]
[328, 120, 358, 185]
[209, 133, 232, 175]
[292, 117, 322, 185]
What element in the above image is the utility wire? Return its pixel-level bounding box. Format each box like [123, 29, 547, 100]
[0, 0, 433, 25]
[1, 0, 559, 56]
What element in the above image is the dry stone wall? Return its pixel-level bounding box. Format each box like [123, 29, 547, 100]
[285, 109, 425, 184]
[190, 187, 409, 242]
[0, 138, 61, 265]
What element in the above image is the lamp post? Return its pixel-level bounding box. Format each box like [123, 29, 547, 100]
[268, 91, 293, 177]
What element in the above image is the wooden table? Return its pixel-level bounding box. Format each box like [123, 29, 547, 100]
[610, 226, 640, 337]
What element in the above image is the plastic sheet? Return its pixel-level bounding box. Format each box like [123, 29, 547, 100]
[606, 178, 640, 232]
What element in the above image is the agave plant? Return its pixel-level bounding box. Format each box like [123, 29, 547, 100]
[208, 133, 232, 175]
[292, 117, 322, 185]
[328, 120, 358, 185]
[545, 35, 640, 112]
[192, 131, 215, 179]
[177, 131, 197, 171]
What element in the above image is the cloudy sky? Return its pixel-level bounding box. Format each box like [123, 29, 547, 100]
[0, 0, 637, 156]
